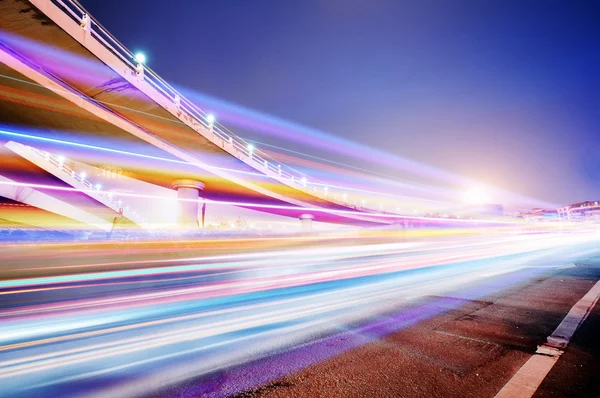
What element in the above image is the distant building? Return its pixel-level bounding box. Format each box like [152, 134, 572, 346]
[557, 201, 600, 222]
[521, 208, 558, 222]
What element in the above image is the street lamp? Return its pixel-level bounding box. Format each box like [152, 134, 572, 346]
[134, 52, 146, 64]
[134, 52, 146, 78]
[206, 113, 215, 127]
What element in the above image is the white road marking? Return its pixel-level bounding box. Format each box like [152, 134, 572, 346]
[495, 277, 600, 398]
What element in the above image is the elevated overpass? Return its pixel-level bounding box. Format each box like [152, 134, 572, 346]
[0, 0, 400, 228]
[0, 140, 136, 231]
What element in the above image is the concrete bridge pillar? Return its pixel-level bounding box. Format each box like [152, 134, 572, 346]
[299, 214, 314, 232]
[172, 179, 205, 228]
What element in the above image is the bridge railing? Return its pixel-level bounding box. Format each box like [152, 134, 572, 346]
[19, 143, 146, 224]
[50, 0, 392, 216]
[56, 3, 305, 175]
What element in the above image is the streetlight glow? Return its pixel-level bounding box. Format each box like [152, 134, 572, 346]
[134, 52, 146, 64]
[463, 187, 489, 204]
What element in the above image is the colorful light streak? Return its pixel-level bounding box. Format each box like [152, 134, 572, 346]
[178, 86, 558, 209]
[0, 179, 517, 224]
[0, 230, 597, 396]
[0, 29, 555, 208]
[0, 70, 454, 205]
[0, 127, 453, 206]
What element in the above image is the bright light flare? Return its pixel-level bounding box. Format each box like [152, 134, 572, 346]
[463, 187, 489, 204]
[134, 52, 146, 64]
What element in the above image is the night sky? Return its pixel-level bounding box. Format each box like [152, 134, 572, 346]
[80, 0, 600, 206]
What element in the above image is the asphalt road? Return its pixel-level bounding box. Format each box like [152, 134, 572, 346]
[212, 251, 600, 398]
[0, 231, 598, 397]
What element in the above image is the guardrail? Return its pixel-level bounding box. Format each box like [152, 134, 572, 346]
[49, 0, 393, 217]
[23, 144, 144, 224]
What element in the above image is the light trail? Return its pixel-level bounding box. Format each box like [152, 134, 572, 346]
[250, 139, 456, 195]
[179, 86, 557, 209]
[0, 180, 516, 224]
[0, 233, 560, 291]
[0, 127, 454, 205]
[0, 33, 555, 208]
[0, 229, 597, 396]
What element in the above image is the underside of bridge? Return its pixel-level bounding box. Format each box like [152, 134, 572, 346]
[0, 0, 396, 228]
